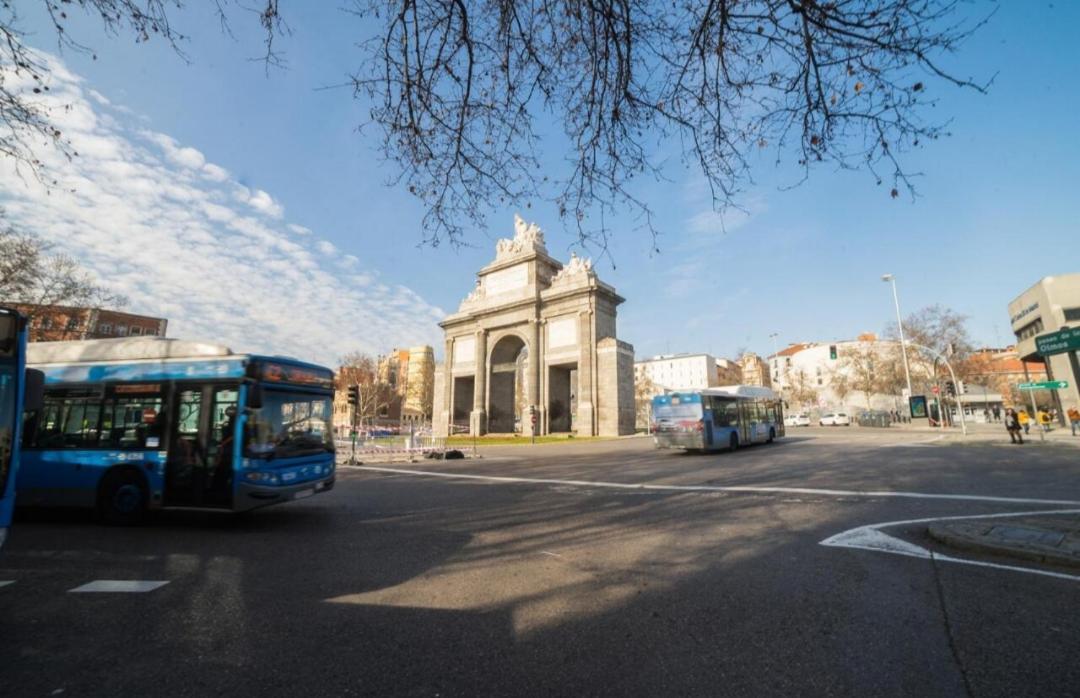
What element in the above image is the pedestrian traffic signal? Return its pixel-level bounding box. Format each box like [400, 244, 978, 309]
[829, 345, 837, 360]
[347, 385, 360, 406]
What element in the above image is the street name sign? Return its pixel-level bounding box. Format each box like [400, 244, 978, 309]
[1035, 327, 1080, 356]
[1018, 381, 1069, 390]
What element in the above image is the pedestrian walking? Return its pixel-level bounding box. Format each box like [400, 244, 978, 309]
[1038, 409, 1052, 432]
[1068, 406, 1080, 436]
[993, 406, 1001, 422]
[1005, 408, 1023, 444]
[1019, 409, 1031, 434]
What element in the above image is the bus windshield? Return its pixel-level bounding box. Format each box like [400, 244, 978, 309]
[245, 389, 333, 460]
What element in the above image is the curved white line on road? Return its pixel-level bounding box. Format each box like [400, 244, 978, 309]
[348, 465, 1080, 506]
[821, 509, 1080, 583]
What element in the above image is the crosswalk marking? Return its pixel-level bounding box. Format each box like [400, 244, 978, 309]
[68, 580, 169, 593]
[0, 580, 14, 588]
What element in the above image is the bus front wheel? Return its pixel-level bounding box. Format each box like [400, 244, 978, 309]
[729, 433, 739, 451]
[98, 469, 148, 525]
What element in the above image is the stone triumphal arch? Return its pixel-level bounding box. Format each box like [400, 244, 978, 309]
[432, 215, 635, 437]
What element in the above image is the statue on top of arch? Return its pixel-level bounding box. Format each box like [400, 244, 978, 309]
[549, 252, 595, 286]
[495, 213, 548, 260]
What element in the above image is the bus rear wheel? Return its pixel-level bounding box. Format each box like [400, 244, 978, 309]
[98, 469, 148, 525]
[729, 433, 739, 451]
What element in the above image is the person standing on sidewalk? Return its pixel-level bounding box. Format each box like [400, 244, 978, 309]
[1068, 406, 1080, 436]
[1019, 409, 1031, 434]
[1005, 408, 1024, 444]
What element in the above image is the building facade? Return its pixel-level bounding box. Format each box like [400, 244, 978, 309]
[715, 357, 742, 385]
[738, 352, 771, 388]
[1007, 274, 1080, 414]
[767, 336, 911, 414]
[11, 304, 167, 343]
[635, 353, 722, 392]
[432, 215, 635, 437]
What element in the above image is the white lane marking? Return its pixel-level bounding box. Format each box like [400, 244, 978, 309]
[821, 509, 1080, 583]
[68, 580, 169, 593]
[354, 465, 1080, 507]
[0, 580, 14, 588]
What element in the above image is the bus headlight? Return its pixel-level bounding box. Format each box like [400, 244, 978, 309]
[243, 471, 280, 485]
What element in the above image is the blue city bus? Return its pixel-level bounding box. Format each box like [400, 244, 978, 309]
[0, 308, 44, 548]
[19, 337, 335, 523]
[652, 385, 784, 451]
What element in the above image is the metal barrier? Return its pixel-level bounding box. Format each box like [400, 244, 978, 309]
[856, 413, 893, 428]
[335, 432, 451, 463]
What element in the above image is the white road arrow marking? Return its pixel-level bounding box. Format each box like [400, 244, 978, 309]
[820, 509, 1080, 583]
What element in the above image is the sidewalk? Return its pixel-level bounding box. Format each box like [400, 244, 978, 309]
[928, 515, 1080, 569]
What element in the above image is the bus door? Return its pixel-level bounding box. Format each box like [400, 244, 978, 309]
[737, 400, 753, 444]
[165, 385, 236, 508]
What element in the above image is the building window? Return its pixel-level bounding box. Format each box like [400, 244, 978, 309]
[66, 318, 80, 331]
[97, 323, 113, 335]
[1015, 318, 1044, 342]
[116, 325, 129, 337]
[1064, 308, 1080, 322]
[130, 326, 143, 336]
[41, 316, 54, 330]
[817, 378, 823, 386]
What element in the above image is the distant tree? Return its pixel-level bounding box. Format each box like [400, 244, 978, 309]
[1, 2, 991, 248]
[828, 368, 851, 409]
[337, 351, 394, 427]
[0, 219, 128, 340]
[634, 372, 660, 429]
[836, 343, 885, 410]
[884, 304, 974, 388]
[783, 368, 818, 412]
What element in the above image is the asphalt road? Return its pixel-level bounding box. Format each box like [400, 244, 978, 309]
[3, 427, 1079, 696]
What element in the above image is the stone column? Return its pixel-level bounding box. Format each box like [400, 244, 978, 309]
[470, 329, 488, 435]
[576, 311, 595, 435]
[443, 337, 455, 435]
[528, 319, 541, 435]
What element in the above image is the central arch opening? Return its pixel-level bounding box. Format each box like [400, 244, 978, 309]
[488, 335, 528, 433]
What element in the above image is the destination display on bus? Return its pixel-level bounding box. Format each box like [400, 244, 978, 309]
[250, 360, 334, 390]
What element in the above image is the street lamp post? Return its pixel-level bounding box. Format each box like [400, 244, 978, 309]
[882, 274, 913, 399]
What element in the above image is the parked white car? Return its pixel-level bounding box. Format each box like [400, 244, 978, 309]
[785, 413, 811, 427]
[819, 412, 851, 426]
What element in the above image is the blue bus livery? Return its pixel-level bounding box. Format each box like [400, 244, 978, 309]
[0, 308, 44, 547]
[20, 337, 335, 523]
[652, 385, 784, 451]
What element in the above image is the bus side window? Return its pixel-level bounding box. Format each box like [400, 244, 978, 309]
[32, 398, 65, 448]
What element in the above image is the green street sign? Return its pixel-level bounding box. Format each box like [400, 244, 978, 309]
[1018, 380, 1069, 390]
[1035, 327, 1080, 356]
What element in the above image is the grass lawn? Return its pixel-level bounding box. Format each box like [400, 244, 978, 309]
[444, 434, 619, 446]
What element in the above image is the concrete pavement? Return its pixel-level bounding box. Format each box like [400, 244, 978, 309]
[2, 427, 1079, 696]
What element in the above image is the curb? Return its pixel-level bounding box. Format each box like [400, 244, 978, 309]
[927, 523, 1080, 570]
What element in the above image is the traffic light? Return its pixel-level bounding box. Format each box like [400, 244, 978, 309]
[959, 381, 968, 394]
[945, 381, 956, 397]
[829, 345, 837, 360]
[347, 385, 360, 406]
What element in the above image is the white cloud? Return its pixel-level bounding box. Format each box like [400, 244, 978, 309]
[0, 52, 442, 365]
[202, 163, 229, 182]
[245, 188, 284, 218]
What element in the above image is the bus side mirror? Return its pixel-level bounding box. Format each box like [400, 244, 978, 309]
[246, 384, 263, 410]
[24, 368, 44, 413]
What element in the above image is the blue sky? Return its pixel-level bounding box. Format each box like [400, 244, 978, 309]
[4, 2, 1078, 364]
